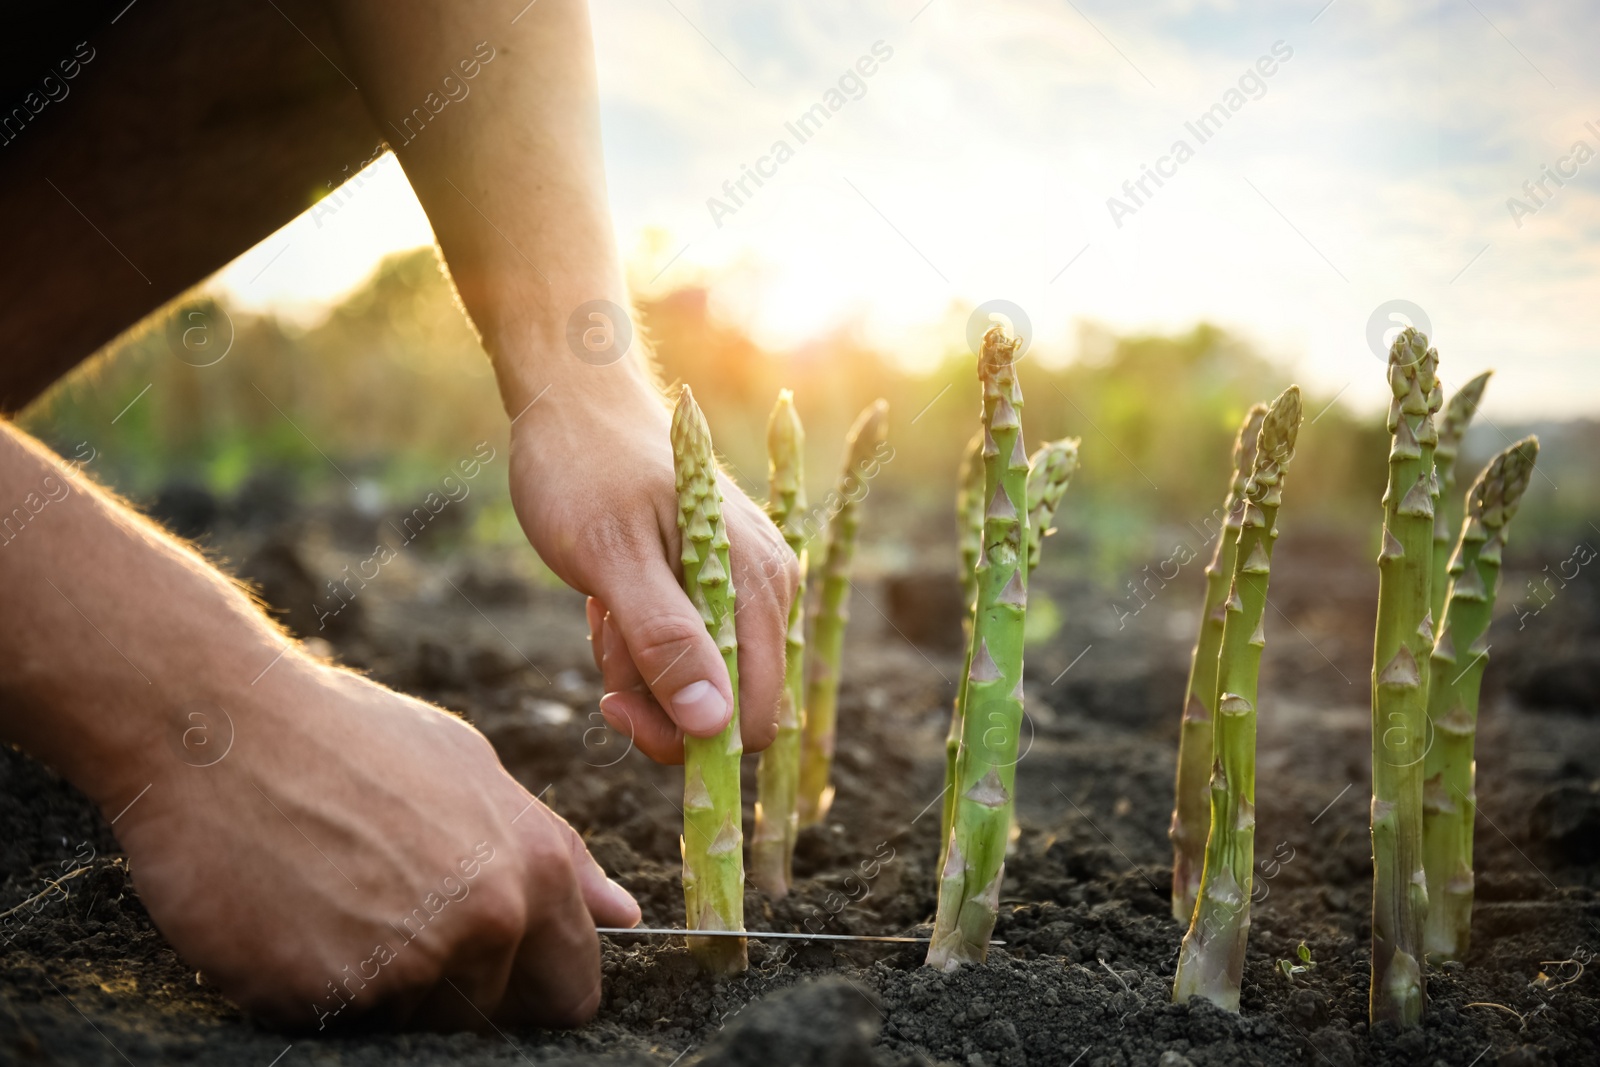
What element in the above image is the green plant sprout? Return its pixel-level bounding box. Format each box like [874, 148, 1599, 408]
[751, 390, 807, 899]
[1171, 386, 1301, 1012]
[670, 385, 747, 974]
[1170, 403, 1268, 925]
[797, 399, 890, 827]
[1422, 436, 1538, 963]
[927, 326, 1030, 971]
[1278, 941, 1316, 981]
[1368, 327, 1441, 1026]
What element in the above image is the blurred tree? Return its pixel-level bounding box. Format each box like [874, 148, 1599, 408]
[22, 248, 1590, 579]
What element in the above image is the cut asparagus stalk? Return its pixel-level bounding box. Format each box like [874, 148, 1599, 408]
[941, 436, 1079, 865]
[1423, 436, 1538, 963]
[1431, 371, 1493, 626]
[941, 431, 989, 867]
[752, 390, 807, 899]
[927, 326, 1030, 970]
[796, 399, 890, 827]
[1170, 403, 1268, 924]
[1171, 388, 1301, 1011]
[670, 386, 747, 974]
[1369, 327, 1441, 1026]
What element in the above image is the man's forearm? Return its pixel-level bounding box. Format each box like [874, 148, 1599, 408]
[0, 423, 291, 807]
[321, 0, 659, 419]
[322, 1, 797, 763]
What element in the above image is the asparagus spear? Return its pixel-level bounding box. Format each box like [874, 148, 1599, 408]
[752, 390, 807, 899]
[1170, 403, 1269, 924]
[1025, 437, 1081, 575]
[1369, 327, 1441, 1026]
[1171, 387, 1301, 1011]
[796, 399, 890, 827]
[1423, 436, 1538, 962]
[940, 436, 1080, 869]
[1431, 372, 1493, 626]
[927, 326, 1030, 970]
[670, 386, 747, 974]
[940, 432, 988, 866]
[959, 431, 986, 615]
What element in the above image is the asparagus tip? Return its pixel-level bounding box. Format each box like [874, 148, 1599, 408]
[1388, 327, 1439, 396]
[1467, 435, 1539, 532]
[1254, 386, 1303, 475]
[1236, 402, 1270, 470]
[979, 324, 1022, 379]
[844, 399, 890, 470]
[1445, 369, 1492, 426]
[672, 384, 710, 450]
[767, 390, 805, 496]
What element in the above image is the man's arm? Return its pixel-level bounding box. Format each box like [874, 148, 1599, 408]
[318, 0, 798, 762]
[0, 421, 639, 1029]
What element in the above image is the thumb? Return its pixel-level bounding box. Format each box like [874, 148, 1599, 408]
[596, 561, 734, 739]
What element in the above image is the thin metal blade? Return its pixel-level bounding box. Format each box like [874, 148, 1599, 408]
[596, 926, 1003, 945]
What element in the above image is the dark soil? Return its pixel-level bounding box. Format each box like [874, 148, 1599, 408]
[3, 503, 1598, 1066]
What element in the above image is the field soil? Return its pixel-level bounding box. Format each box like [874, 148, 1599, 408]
[3, 498, 1598, 1066]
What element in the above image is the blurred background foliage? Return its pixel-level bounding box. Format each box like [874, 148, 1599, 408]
[21, 247, 1599, 589]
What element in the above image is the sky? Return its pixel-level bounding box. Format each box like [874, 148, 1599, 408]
[218, 0, 1600, 418]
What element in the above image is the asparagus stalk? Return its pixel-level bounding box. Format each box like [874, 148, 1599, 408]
[1170, 404, 1269, 924]
[1422, 436, 1538, 962]
[1369, 327, 1441, 1026]
[959, 431, 986, 615]
[1025, 438, 1081, 574]
[927, 326, 1030, 970]
[1172, 388, 1301, 1011]
[752, 390, 807, 899]
[940, 432, 989, 866]
[1010, 437, 1079, 860]
[1431, 372, 1493, 626]
[670, 386, 747, 974]
[796, 399, 890, 827]
[940, 436, 1080, 864]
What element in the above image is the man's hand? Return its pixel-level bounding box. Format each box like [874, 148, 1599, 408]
[0, 421, 641, 1030]
[115, 663, 640, 1030]
[510, 388, 799, 763]
[318, 0, 800, 762]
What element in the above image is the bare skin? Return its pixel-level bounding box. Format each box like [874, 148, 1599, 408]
[0, 0, 796, 1031]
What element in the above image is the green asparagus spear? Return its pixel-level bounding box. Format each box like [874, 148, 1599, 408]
[940, 432, 989, 866]
[671, 386, 747, 974]
[1170, 403, 1268, 924]
[1172, 388, 1301, 1011]
[1431, 372, 1493, 626]
[752, 390, 808, 899]
[797, 399, 890, 827]
[959, 431, 986, 616]
[941, 436, 1079, 869]
[1369, 327, 1441, 1026]
[1025, 438, 1081, 575]
[1422, 436, 1538, 962]
[927, 326, 1030, 970]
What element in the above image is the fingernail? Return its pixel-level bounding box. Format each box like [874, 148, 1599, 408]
[670, 680, 728, 734]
